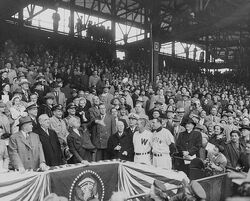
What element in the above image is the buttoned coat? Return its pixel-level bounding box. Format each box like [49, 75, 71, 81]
[224, 140, 245, 168]
[67, 128, 95, 163]
[34, 127, 63, 166]
[238, 152, 250, 172]
[89, 106, 100, 122]
[107, 131, 134, 161]
[50, 116, 69, 143]
[176, 130, 202, 157]
[91, 114, 116, 149]
[8, 131, 45, 170]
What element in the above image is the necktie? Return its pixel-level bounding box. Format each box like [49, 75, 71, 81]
[24, 91, 28, 101]
[55, 92, 59, 103]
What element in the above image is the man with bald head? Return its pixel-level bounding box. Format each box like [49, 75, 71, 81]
[34, 114, 63, 166]
[107, 121, 134, 161]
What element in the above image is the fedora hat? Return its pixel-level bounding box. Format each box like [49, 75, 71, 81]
[25, 103, 38, 111]
[155, 100, 163, 105]
[52, 104, 63, 112]
[185, 118, 196, 127]
[44, 93, 55, 100]
[19, 79, 30, 85]
[66, 103, 76, 110]
[176, 107, 185, 113]
[18, 116, 33, 127]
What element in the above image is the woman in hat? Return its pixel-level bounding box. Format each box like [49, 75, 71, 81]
[208, 124, 227, 150]
[67, 116, 95, 163]
[9, 96, 27, 134]
[1, 83, 12, 104]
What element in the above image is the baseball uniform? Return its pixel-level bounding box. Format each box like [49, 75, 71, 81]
[133, 130, 153, 165]
[152, 127, 175, 169]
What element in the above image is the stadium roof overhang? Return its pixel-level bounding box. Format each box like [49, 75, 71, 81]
[1, 0, 250, 65]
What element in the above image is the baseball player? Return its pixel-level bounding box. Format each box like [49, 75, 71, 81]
[133, 118, 153, 165]
[151, 118, 175, 170]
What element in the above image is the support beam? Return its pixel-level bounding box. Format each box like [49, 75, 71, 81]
[144, 8, 149, 39]
[148, 0, 161, 83]
[111, 0, 116, 57]
[172, 41, 175, 57]
[25, 7, 47, 21]
[69, 0, 75, 36]
[205, 35, 209, 63]
[36, 1, 145, 30]
[18, 8, 24, 26]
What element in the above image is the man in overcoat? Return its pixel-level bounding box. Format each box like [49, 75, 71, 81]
[8, 116, 48, 171]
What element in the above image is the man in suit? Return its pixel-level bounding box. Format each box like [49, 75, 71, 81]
[176, 92, 191, 116]
[50, 104, 72, 163]
[47, 82, 67, 109]
[224, 130, 245, 168]
[205, 107, 221, 125]
[107, 121, 134, 161]
[172, 116, 186, 141]
[100, 85, 113, 109]
[8, 116, 48, 171]
[91, 103, 116, 161]
[19, 79, 31, 103]
[35, 114, 63, 166]
[165, 109, 175, 134]
[26, 103, 39, 131]
[126, 113, 139, 137]
[88, 96, 100, 123]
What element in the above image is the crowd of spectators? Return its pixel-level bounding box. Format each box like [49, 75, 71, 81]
[0, 38, 250, 179]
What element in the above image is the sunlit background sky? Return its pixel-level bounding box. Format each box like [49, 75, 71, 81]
[12, 4, 228, 72]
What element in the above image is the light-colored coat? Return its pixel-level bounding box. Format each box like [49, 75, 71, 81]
[8, 131, 45, 170]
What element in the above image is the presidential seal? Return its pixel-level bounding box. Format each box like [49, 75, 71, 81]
[69, 170, 105, 201]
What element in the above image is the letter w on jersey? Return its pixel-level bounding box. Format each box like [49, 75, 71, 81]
[141, 138, 149, 145]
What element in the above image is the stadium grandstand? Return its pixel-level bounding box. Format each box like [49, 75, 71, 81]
[0, 0, 250, 200]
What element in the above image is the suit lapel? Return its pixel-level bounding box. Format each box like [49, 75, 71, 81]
[104, 115, 109, 125]
[40, 128, 49, 138]
[19, 132, 32, 149]
[231, 142, 239, 157]
[71, 129, 81, 138]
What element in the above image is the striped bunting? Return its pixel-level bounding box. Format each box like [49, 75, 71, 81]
[0, 172, 50, 201]
[0, 161, 189, 201]
[118, 162, 189, 201]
